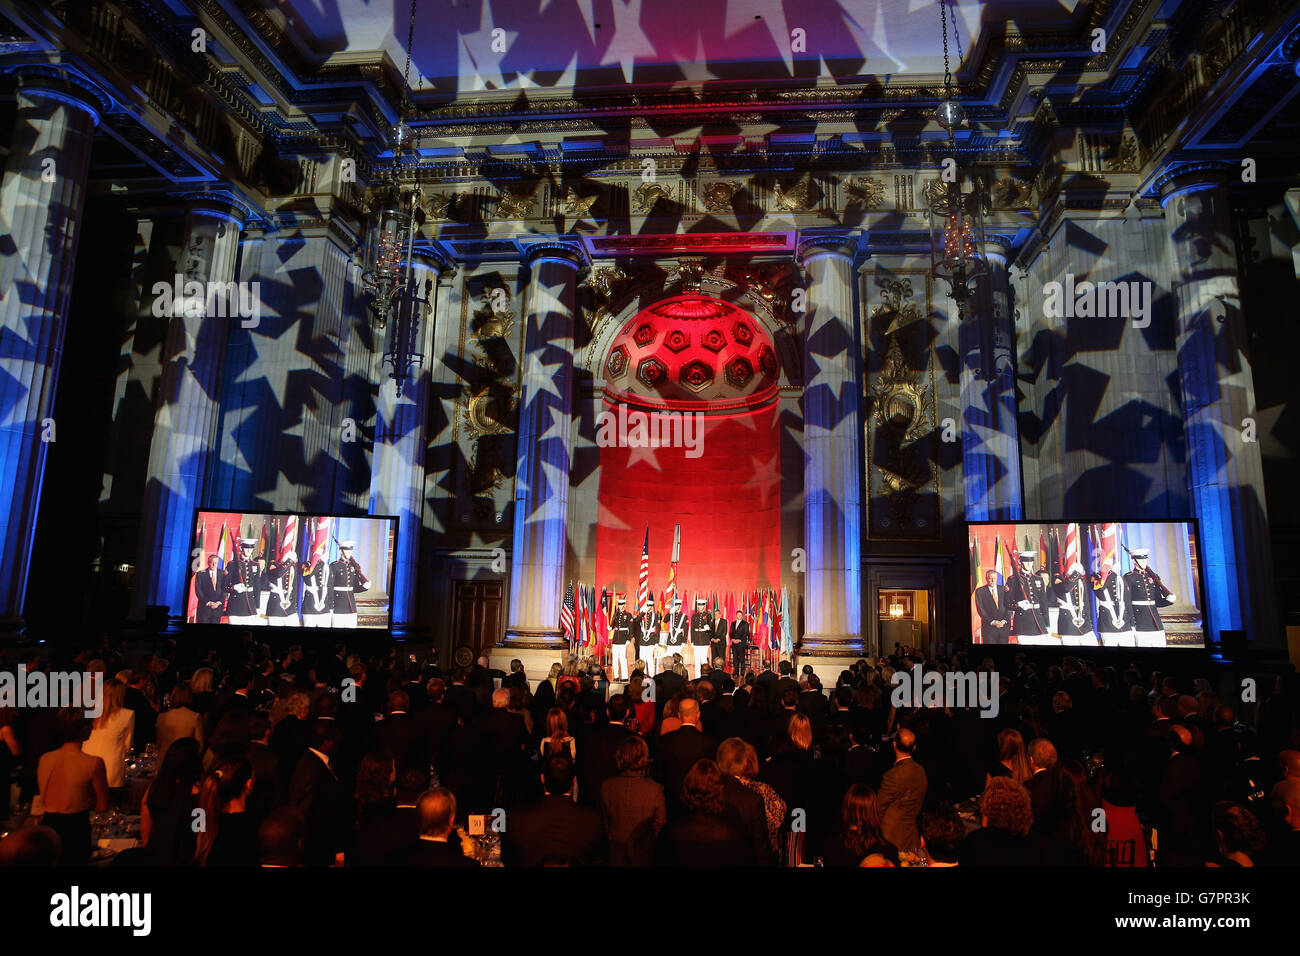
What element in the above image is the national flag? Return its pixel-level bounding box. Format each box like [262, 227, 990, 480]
[560, 582, 575, 643]
[279, 515, 298, 562]
[1038, 531, 1048, 571]
[972, 536, 984, 643]
[971, 537, 981, 591]
[637, 527, 650, 613]
[994, 536, 1005, 586]
[779, 586, 793, 656]
[664, 562, 677, 611]
[599, 587, 611, 647]
[1065, 523, 1080, 571]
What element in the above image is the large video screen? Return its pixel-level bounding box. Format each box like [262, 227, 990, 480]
[967, 521, 1205, 648]
[187, 511, 397, 629]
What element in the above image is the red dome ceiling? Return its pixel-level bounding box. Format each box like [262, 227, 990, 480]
[603, 294, 778, 412]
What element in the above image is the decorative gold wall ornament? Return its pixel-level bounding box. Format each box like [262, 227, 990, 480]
[871, 340, 932, 444]
[563, 187, 598, 220]
[844, 176, 887, 209]
[461, 388, 515, 439]
[495, 189, 536, 219]
[1105, 135, 1141, 173]
[633, 181, 674, 213]
[472, 289, 515, 340]
[666, 259, 706, 290]
[426, 193, 454, 220]
[700, 180, 742, 211]
[581, 265, 628, 301]
[773, 173, 815, 212]
[990, 176, 1035, 210]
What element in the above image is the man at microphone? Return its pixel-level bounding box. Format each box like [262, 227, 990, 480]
[329, 541, 369, 629]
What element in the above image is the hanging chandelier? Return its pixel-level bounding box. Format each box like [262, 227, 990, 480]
[360, 0, 426, 393]
[927, 0, 987, 317]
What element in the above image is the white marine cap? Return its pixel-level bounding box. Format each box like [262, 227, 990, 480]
[239, 538, 256, 547]
[1130, 548, 1150, 559]
[616, 596, 627, 605]
[339, 540, 356, 549]
[1017, 550, 1036, 560]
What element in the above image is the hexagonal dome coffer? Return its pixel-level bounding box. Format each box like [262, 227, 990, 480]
[606, 345, 629, 379]
[758, 345, 777, 378]
[725, 357, 753, 388]
[680, 360, 714, 393]
[633, 323, 656, 346]
[636, 357, 667, 387]
[732, 322, 754, 346]
[663, 328, 690, 353]
[701, 328, 727, 352]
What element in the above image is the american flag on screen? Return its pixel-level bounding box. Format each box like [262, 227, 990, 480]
[279, 515, 298, 561]
[637, 527, 650, 613]
[560, 582, 575, 643]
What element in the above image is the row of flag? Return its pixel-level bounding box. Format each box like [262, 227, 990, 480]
[562, 581, 796, 657]
[969, 523, 1110, 589]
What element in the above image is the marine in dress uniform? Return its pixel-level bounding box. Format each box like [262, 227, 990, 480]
[689, 598, 713, 679]
[1090, 564, 1134, 647]
[328, 541, 369, 629]
[664, 599, 687, 668]
[634, 606, 660, 673]
[1007, 551, 1053, 645]
[610, 595, 634, 681]
[728, 612, 751, 675]
[1124, 549, 1175, 648]
[974, 569, 1011, 645]
[194, 555, 225, 624]
[1053, 562, 1098, 646]
[224, 539, 265, 626]
[301, 556, 331, 627]
[265, 553, 301, 627]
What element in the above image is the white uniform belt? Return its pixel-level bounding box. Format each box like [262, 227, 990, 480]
[335, 587, 353, 592]
[1133, 600, 1154, 605]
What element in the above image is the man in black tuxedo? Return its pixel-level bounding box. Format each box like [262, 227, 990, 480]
[353, 767, 427, 866]
[654, 698, 717, 809]
[578, 696, 633, 807]
[477, 688, 532, 805]
[1025, 738, 1058, 830]
[653, 659, 686, 717]
[376, 690, 430, 776]
[289, 720, 346, 866]
[726, 611, 751, 676]
[974, 569, 1011, 644]
[443, 668, 476, 724]
[194, 554, 225, 623]
[401, 788, 480, 867]
[772, 660, 799, 714]
[502, 756, 604, 866]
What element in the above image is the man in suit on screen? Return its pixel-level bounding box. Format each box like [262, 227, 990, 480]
[974, 569, 1010, 644]
[195, 554, 225, 623]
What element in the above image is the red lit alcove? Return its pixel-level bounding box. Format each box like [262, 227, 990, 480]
[594, 294, 782, 601]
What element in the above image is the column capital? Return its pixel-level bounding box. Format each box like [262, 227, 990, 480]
[1154, 162, 1235, 204]
[174, 190, 257, 228]
[795, 231, 859, 265]
[982, 236, 1013, 261]
[13, 67, 112, 126]
[518, 236, 589, 269]
[412, 242, 458, 275]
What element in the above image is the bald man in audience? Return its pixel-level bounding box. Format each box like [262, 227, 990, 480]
[1267, 779, 1300, 865]
[0, 826, 61, 867]
[402, 788, 480, 867]
[257, 807, 306, 867]
[1278, 750, 1300, 782]
[877, 728, 927, 854]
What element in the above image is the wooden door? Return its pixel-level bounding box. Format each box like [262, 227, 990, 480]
[450, 580, 503, 663]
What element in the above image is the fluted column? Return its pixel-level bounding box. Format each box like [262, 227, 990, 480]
[796, 232, 863, 657]
[503, 238, 587, 649]
[0, 70, 105, 619]
[369, 248, 454, 630]
[1160, 165, 1276, 646]
[133, 193, 248, 618]
[961, 239, 1024, 519]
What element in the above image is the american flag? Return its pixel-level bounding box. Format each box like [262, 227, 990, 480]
[560, 582, 575, 643]
[637, 527, 650, 613]
[309, 517, 331, 567]
[279, 515, 298, 562]
[1064, 522, 1080, 570]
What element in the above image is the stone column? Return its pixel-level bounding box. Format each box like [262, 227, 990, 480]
[133, 193, 249, 618]
[1160, 165, 1276, 646]
[961, 238, 1024, 520]
[500, 238, 587, 662]
[369, 248, 454, 631]
[0, 70, 106, 620]
[795, 232, 864, 676]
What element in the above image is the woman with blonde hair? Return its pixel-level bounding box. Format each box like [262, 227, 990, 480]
[83, 677, 134, 788]
[987, 728, 1033, 784]
[189, 667, 215, 715]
